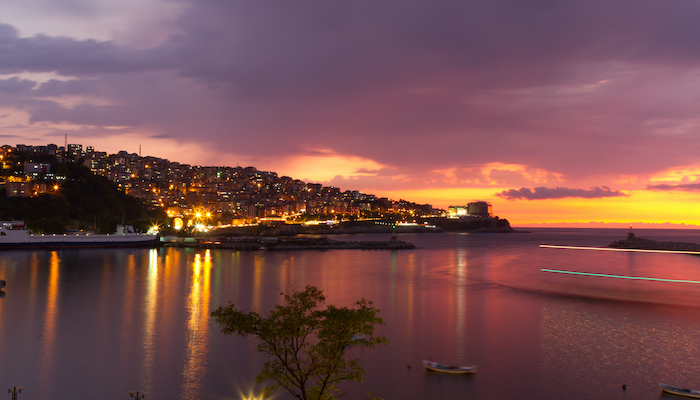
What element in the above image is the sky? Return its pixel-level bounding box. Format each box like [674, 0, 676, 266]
[2, 0, 700, 227]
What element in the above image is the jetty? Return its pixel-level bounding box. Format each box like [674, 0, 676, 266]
[163, 235, 415, 250]
[608, 230, 700, 253]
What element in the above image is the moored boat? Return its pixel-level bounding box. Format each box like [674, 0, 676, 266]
[0, 221, 160, 249]
[422, 359, 477, 374]
[660, 383, 700, 398]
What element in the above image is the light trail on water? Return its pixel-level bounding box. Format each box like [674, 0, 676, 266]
[541, 269, 700, 285]
[539, 244, 700, 255]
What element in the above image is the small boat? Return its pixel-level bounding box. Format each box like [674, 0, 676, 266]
[422, 359, 477, 374]
[660, 383, 700, 398]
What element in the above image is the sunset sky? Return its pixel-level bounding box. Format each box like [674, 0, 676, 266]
[2, 0, 700, 227]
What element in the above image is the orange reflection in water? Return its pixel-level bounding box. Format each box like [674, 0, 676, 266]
[39, 252, 60, 383]
[181, 250, 212, 398]
[28, 253, 40, 318]
[140, 249, 159, 391]
[404, 252, 416, 338]
[252, 255, 263, 311]
[454, 248, 467, 355]
[120, 252, 137, 360]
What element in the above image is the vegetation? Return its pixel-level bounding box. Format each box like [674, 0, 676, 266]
[0, 161, 166, 233]
[211, 286, 389, 400]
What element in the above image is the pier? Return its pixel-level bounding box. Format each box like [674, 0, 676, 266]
[162, 235, 415, 250]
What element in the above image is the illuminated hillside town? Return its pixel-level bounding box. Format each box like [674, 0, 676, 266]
[0, 143, 497, 230]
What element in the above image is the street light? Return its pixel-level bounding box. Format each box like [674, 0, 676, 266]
[7, 387, 23, 400]
[129, 391, 145, 399]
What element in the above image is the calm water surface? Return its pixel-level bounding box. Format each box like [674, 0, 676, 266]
[2, 228, 700, 399]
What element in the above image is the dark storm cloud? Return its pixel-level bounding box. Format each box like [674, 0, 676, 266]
[0, 22, 170, 76]
[167, 0, 700, 92]
[35, 79, 96, 96]
[0, 77, 36, 94]
[497, 186, 626, 200]
[3, 0, 700, 185]
[148, 0, 700, 178]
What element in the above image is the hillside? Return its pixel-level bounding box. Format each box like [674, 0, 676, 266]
[0, 162, 165, 234]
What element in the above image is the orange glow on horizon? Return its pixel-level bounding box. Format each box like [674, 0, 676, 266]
[378, 187, 700, 228]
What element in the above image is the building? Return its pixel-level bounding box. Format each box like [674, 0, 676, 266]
[447, 205, 469, 217]
[447, 201, 493, 218]
[24, 162, 51, 177]
[467, 201, 492, 217]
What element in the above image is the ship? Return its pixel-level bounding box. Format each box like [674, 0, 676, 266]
[0, 221, 160, 249]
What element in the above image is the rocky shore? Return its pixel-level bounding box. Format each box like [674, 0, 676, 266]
[608, 232, 700, 252]
[426, 217, 519, 233]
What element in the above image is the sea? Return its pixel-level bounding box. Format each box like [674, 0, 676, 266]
[2, 228, 700, 400]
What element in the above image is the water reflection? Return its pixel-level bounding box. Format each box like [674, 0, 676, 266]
[5, 230, 700, 399]
[253, 255, 263, 311]
[181, 250, 212, 399]
[140, 249, 159, 393]
[39, 252, 60, 385]
[540, 303, 700, 398]
[455, 248, 467, 355]
[404, 252, 415, 339]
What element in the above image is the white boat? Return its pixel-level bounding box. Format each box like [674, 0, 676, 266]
[0, 221, 160, 249]
[660, 383, 700, 398]
[422, 359, 477, 374]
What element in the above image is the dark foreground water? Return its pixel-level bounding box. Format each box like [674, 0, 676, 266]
[3, 228, 700, 399]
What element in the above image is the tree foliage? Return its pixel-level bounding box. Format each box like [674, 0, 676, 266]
[211, 286, 389, 400]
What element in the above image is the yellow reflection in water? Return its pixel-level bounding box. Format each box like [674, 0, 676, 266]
[28, 253, 40, 315]
[39, 252, 60, 382]
[140, 249, 159, 391]
[404, 252, 415, 336]
[253, 255, 263, 311]
[181, 250, 212, 398]
[455, 248, 467, 350]
[121, 252, 137, 354]
[390, 251, 397, 309]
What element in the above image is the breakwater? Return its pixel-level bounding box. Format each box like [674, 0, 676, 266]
[163, 235, 415, 250]
[608, 232, 700, 252]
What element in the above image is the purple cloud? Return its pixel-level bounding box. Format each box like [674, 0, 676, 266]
[647, 183, 700, 191]
[2, 0, 700, 194]
[0, 22, 170, 76]
[497, 186, 627, 200]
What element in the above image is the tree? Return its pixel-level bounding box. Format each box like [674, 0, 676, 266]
[211, 285, 389, 400]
